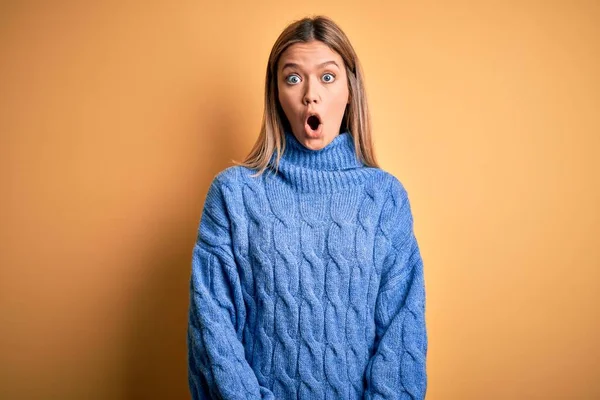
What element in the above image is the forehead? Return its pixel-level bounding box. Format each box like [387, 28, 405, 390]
[278, 40, 344, 69]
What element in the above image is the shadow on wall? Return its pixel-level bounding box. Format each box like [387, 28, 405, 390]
[120, 89, 249, 399]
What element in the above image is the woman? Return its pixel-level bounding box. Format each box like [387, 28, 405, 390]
[187, 15, 428, 400]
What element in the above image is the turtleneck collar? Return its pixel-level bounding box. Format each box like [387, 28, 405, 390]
[280, 130, 364, 171]
[266, 130, 372, 193]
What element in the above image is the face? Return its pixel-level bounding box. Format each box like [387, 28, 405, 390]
[277, 40, 350, 150]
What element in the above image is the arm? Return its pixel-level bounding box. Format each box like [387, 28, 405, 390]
[364, 180, 428, 400]
[187, 176, 275, 400]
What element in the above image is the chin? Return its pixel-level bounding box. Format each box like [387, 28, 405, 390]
[294, 129, 336, 150]
[302, 140, 326, 150]
[301, 135, 333, 150]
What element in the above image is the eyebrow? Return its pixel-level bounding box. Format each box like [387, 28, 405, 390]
[280, 60, 340, 72]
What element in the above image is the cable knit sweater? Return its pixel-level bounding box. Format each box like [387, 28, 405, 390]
[187, 130, 428, 400]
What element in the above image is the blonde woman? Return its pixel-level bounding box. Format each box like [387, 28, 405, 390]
[187, 15, 428, 400]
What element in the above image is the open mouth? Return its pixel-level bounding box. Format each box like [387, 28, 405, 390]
[307, 115, 321, 131]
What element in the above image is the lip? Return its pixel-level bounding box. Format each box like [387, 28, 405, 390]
[303, 110, 323, 137]
[304, 110, 323, 123]
[304, 119, 323, 138]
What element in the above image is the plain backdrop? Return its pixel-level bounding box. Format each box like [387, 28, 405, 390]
[1, 1, 599, 399]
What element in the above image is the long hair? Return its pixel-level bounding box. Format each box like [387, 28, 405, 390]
[238, 15, 379, 174]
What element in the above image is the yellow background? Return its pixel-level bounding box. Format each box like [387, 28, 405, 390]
[1, 1, 598, 399]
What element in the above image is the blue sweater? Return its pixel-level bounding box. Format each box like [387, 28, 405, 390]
[187, 130, 428, 399]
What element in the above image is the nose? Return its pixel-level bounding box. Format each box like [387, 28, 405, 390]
[303, 76, 320, 105]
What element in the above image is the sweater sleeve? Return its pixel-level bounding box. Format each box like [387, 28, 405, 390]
[364, 179, 428, 400]
[187, 176, 275, 400]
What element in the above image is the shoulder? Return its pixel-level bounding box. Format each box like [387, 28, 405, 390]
[366, 167, 410, 202]
[200, 166, 257, 226]
[207, 165, 257, 193]
[370, 169, 416, 245]
[365, 168, 415, 237]
[203, 165, 263, 214]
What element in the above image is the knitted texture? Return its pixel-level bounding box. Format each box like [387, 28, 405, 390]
[187, 131, 427, 400]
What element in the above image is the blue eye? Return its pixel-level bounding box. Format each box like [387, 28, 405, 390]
[322, 73, 335, 83]
[286, 75, 301, 85]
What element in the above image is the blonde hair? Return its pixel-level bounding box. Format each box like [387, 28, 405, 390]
[238, 15, 379, 174]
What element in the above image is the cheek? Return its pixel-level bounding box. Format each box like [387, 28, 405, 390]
[278, 86, 294, 108]
[277, 88, 289, 110]
[331, 84, 349, 110]
[277, 87, 297, 122]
